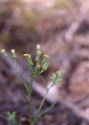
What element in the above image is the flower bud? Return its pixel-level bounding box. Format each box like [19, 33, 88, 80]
[36, 64, 41, 69]
[23, 53, 33, 66]
[1, 49, 8, 57]
[37, 44, 40, 50]
[11, 49, 16, 59]
[44, 54, 49, 59]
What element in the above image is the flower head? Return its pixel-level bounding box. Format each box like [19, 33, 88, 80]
[37, 44, 40, 49]
[11, 49, 15, 54]
[1, 49, 8, 57]
[44, 54, 49, 59]
[11, 49, 16, 59]
[23, 53, 31, 57]
[36, 64, 41, 69]
[1, 49, 6, 53]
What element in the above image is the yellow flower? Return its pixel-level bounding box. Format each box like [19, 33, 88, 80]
[23, 54, 31, 57]
[44, 54, 49, 58]
[36, 64, 41, 69]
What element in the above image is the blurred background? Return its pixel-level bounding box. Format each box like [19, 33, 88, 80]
[0, 0, 89, 125]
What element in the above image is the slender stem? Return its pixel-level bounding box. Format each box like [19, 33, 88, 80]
[32, 83, 54, 125]
[38, 83, 54, 113]
[32, 104, 55, 125]
[38, 90, 48, 113]
[32, 103, 54, 125]
[39, 103, 54, 117]
[29, 76, 34, 125]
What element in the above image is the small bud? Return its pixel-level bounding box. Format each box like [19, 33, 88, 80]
[36, 64, 41, 69]
[44, 54, 49, 59]
[23, 53, 33, 67]
[11, 49, 16, 59]
[1, 49, 8, 57]
[11, 49, 15, 54]
[42, 54, 49, 65]
[37, 44, 40, 49]
[23, 53, 31, 58]
[35, 46, 41, 65]
[1, 49, 6, 53]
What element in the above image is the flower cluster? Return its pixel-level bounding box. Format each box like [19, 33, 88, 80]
[23, 44, 49, 78]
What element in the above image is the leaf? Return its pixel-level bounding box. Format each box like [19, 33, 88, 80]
[50, 71, 62, 84]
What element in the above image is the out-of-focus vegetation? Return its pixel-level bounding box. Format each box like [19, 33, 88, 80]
[53, 0, 73, 10]
[0, 0, 78, 51]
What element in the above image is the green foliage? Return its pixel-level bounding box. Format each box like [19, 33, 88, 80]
[6, 112, 17, 125]
[23, 44, 49, 79]
[50, 71, 62, 85]
[1, 45, 62, 125]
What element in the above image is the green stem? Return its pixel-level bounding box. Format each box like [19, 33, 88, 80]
[29, 76, 34, 125]
[38, 83, 54, 112]
[32, 103, 54, 125]
[32, 83, 54, 125]
[38, 103, 54, 119]
[14, 58, 29, 92]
